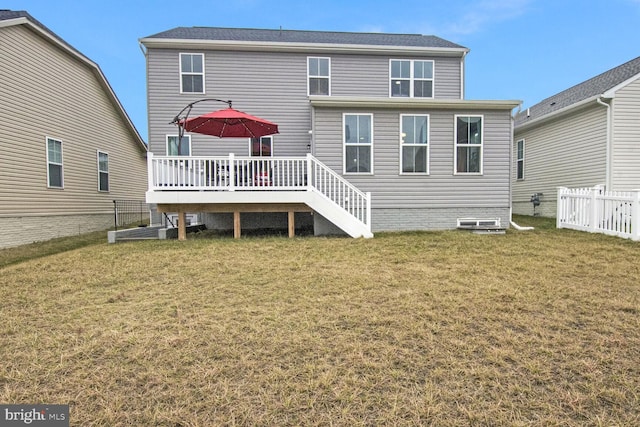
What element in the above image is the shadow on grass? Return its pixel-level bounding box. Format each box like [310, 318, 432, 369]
[0, 216, 557, 268]
[0, 230, 108, 269]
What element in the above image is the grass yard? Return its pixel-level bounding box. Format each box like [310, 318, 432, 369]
[1, 216, 639, 426]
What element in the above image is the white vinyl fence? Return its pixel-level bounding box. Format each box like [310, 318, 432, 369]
[557, 186, 640, 240]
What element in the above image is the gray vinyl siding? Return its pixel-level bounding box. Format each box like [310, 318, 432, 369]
[512, 104, 607, 217]
[611, 77, 640, 190]
[0, 24, 147, 218]
[146, 49, 462, 156]
[312, 107, 512, 216]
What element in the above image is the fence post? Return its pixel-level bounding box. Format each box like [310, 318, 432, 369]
[366, 192, 372, 233]
[589, 187, 598, 233]
[632, 190, 640, 241]
[113, 200, 118, 232]
[556, 187, 567, 229]
[229, 153, 235, 192]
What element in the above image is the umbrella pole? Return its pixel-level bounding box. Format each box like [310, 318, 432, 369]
[171, 98, 233, 154]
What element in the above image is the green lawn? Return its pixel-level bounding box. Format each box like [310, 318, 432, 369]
[1, 216, 639, 426]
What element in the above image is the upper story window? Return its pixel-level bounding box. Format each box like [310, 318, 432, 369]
[308, 57, 330, 96]
[46, 137, 63, 188]
[180, 53, 204, 93]
[455, 115, 483, 174]
[97, 151, 109, 192]
[401, 115, 429, 174]
[344, 114, 373, 174]
[516, 139, 525, 180]
[167, 135, 191, 156]
[390, 59, 434, 98]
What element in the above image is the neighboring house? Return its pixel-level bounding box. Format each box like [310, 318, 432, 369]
[140, 27, 519, 238]
[513, 56, 640, 217]
[0, 10, 147, 249]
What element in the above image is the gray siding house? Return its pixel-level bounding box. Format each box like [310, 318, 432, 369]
[0, 11, 148, 248]
[513, 56, 640, 217]
[140, 27, 519, 238]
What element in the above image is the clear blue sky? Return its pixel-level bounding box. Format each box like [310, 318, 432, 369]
[6, 0, 640, 142]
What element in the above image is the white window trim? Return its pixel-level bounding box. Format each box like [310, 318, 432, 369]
[453, 114, 484, 175]
[389, 59, 435, 99]
[179, 53, 205, 94]
[516, 139, 525, 180]
[343, 113, 374, 175]
[46, 136, 64, 189]
[250, 136, 274, 157]
[400, 114, 430, 175]
[166, 135, 191, 156]
[307, 56, 331, 96]
[97, 150, 109, 192]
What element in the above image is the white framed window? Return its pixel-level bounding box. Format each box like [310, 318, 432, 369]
[401, 115, 429, 174]
[454, 115, 483, 174]
[308, 57, 330, 96]
[390, 59, 434, 98]
[516, 139, 525, 180]
[166, 135, 191, 156]
[180, 53, 204, 93]
[251, 136, 273, 157]
[97, 151, 109, 192]
[344, 113, 373, 174]
[46, 137, 63, 188]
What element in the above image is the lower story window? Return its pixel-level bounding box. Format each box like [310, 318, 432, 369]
[455, 115, 483, 174]
[47, 137, 63, 188]
[98, 151, 109, 192]
[344, 114, 372, 173]
[251, 136, 273, 157]
[516, 139, 525, 180]
[401, 115, 429, 174]
[167, 135, 191, 156]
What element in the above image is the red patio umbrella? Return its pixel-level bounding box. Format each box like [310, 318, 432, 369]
[178, 106, 279, 139]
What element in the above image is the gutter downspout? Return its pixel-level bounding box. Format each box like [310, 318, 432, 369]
[509, 105, 534, 231]
[139, 41, 151, 154]
[460, 51, 468, 99]
[596, 96, 612, 190]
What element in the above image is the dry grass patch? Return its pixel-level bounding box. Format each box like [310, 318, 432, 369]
[1, 218, 639, 425]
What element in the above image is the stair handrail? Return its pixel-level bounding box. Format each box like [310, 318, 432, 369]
[307, 154, 371, 227]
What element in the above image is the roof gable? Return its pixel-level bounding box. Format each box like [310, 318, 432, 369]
[515, 56, 640, 127]
[0, 9, 146, 151]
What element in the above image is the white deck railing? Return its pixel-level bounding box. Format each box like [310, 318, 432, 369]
[147, 153, 371, 228]
[557, 186, 640, 240]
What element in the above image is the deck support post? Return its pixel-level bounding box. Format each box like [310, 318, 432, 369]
[288, 210, 295, 238]
[178, 211, 187, 241]
[233, 211, 241, 239]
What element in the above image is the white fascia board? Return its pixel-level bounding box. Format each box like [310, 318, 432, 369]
[514, 95, 604, 132]
[0, 16, 29, 28]
[4, 17, 147, 150]
[139, 37, 469, 57]
[309, 96, 521, 110]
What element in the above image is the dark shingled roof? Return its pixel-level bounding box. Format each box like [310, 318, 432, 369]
[515, 56, 640, 127]
[144, 26, 467, 50]
[0, 9, 27, 20]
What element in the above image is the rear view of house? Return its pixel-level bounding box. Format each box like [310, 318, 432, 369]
[140, 27, 519, 238]
[513, 56, 640, 217]
[0, 10, 147, 248]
